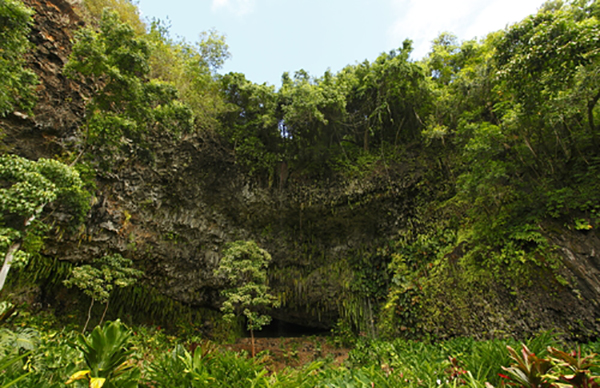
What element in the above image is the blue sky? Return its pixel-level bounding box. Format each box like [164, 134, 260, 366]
[137, 0, 545, 87]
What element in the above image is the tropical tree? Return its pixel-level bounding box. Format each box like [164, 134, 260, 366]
[219, 72, 281, 178]
[214, 240, 279, 357]
[457, 0, 600, 244]
[65, 10, 193, 157]
[343, 40, 430, 151]
[147, 22, 230, 130]
[0, 154, 89, 292]
[278, 69, 349, 170]
[81, 0, 146, 35]
[64, 253, 143, 332]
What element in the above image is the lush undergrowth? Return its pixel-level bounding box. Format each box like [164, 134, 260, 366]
[2, 303, 600, 388]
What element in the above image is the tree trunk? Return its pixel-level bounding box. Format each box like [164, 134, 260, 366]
[250, 328, 256, 358]
[0, 213, 40, 292]
[588, 89, 600, 147]
[83, 298, 94, 333]
[0, 242, 22, 292]
[367, 297, 376, 339]
[99, 298, 110, 326]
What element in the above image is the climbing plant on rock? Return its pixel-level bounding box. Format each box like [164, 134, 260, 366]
[214, 240, 279, 357]
[0, 154, 89, 292]
[0, 0, 37, 116]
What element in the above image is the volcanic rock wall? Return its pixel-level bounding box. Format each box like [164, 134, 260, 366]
[3, 0, 600, 338]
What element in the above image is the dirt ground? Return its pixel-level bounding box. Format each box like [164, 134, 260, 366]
[224, 336, 351, 371]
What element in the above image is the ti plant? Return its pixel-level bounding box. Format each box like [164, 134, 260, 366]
[446, 356, 469, 385]
[546, 347, 600, 388]
[497, 344, 554, 388]
[66, 320, 140, 388]
[489, 344, 600, 388]
[178, 341, 218, 387]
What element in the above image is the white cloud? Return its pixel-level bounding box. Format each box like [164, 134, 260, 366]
[463, 0, 543, 39]
[388, 0, 544, 59]
[211, 0, 256, 16]
[212, 0, 228, 8]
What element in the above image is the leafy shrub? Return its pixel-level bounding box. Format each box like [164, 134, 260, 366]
[345, 333, 562, 387]
[144, 344, 189, 387]
[145, 340, 271, 388]
[0, 325, 81, 388]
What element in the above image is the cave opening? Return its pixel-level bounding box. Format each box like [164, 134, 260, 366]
[245, 318, 330, 338]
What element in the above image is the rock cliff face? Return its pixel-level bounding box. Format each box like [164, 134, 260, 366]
[3, 0, 87, 159]
[3, 0, 416, 329]
[4, 0, 600, 338]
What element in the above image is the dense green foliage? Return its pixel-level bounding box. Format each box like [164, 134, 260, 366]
[377, 0, 600, 338]
[0, 0, 37, 116]
[147, 22, 230, 130]
[2, 0, 600, 365]
[218, 39, 430, 178]
[81, 0, 146, 36]
[2, 313, 600, 388]
[65, 10, 193, 158]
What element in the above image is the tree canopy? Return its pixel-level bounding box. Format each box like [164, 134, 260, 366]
[214, 240, 279, 356]
[0, 155, 90, 291]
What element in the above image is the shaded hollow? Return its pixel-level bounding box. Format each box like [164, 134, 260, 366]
[248, 318, 330, 338]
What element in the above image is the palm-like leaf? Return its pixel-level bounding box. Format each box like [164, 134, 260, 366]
[69, 320, 139, 388]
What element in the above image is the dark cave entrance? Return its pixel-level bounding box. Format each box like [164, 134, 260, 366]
[245, 318, 330, 338]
